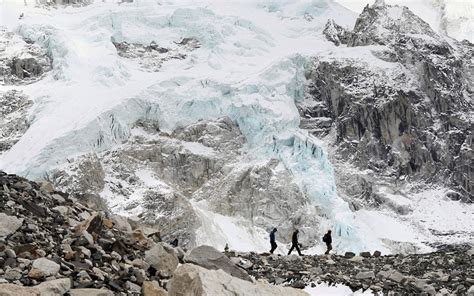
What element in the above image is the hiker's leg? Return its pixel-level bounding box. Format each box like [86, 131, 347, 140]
[288, 245, 294, 255]
[296, 244, 302, 256]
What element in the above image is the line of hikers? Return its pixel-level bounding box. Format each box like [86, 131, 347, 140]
[269, 228, 332, 255]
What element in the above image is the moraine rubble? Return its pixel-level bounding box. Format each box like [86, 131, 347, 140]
[1, 171, 473, 295]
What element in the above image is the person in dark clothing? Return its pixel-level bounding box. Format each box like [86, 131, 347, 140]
[323, 230, 332, 255]
[170, 238, 178, 247]
[269, 228, 278, 254]
[288, 229, 303, 256]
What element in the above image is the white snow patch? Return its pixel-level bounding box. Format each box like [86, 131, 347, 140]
[181, 141, 216, 157]
[304, 283, 375, 296]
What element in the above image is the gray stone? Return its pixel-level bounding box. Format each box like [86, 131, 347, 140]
[143, 281, 168, 296]
[4, 268, 22, 281]
[168, 264, 307, 296]
[36, 278, 72, 295]
[0, 213, 23, 238]
[125, 281, 141, 294]
[70, 289, 114, 296]
[467, 285, 474, 296]
[28, 258, 60, 278]
[5, 249, 16, 259]
[184, 245, 252, 282]
[344, 252, 356, 258]
[356, 271, 375, 280]
[145, 243, 179, 277]
[373, 250, 381, 257]
[387, 270, 405, 283]
[359, 251, 371, 258]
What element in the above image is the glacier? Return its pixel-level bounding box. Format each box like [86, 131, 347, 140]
[0, 0, 472, 254]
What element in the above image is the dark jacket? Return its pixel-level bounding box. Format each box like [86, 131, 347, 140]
[270, 230, 276, 243]
[323, 233, 332, 244]
[291, 231, 299, 245]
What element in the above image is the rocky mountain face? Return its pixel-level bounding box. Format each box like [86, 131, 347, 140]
[112, 38, 200, 72]
[0, 27, 50, 156]
[0, 27, 51, 85]
[48, 116, 321, 250]
[0, 91, 32, 155]
[303, 1, 473, 203]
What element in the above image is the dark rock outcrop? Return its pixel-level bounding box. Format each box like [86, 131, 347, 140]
[308, 1, 473, 201]
[0, 28, 51, 85]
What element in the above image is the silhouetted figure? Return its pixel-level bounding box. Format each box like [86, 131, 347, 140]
[323, 230, 332, 255]
[170, 238, 178, 247]
[269, 228, 278, 254]
[288, 230, 302, 256]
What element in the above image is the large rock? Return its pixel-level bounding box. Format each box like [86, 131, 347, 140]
[36, 278, 72, 295]
[0, 213, 23, 237]
[69, 289, 114, 296]
[0, 284, 38, 296]
[184, 245, 252, 282]
[0, 279, 71, 295]
[28, 258, 61, 278]
[144, 243, 179, 277]
[168, 264, 308, 296]
[142, 281, 168, 296]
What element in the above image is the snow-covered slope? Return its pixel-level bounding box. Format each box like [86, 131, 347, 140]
[0, 0, 472, 255]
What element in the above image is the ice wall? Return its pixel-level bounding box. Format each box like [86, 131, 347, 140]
[0, 0, 370, 251]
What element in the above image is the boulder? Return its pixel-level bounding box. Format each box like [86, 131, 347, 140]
[168, 264, 307, 296]
[355, 271, 375, 279]
[344, 252, 356, 258]
[69, 289, 114, 296]
[36, 278, 72, 295]
[184, 245, 252, 282]
[467, 285, 474, 296]
[40, 181, 55, 193]
[0, 279, 71, 295]
[359, 251, 371, 258]
[145, 243, 178, 277]
[0, 284, 39, 296]
[143, 281, 168, 296]
[0, 213, 23, 237]
[28, 258, 61, 278]
[373, 250, 381, 257]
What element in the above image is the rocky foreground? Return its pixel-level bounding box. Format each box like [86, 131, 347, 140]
[1, 171, 473, 295]
[232, 247, 474, 295]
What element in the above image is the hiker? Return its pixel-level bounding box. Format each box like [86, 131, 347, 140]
[170, 238, 178, 247]
[269, 228, 278, 254]
[288, 229, 303, 256]
[323, 230, 332, 255]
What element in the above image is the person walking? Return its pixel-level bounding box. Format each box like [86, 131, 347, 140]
[323, 230, 332, 255]
[288, 229, 303, 256]
[269, 228, 278, 254]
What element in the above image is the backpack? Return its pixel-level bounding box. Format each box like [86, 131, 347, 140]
[322, 235, 327, 243]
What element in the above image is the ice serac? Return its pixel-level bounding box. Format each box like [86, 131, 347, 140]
[0, 0, 472, 254]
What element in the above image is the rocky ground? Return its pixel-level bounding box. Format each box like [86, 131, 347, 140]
[232, 246, 474, 295]
[0, 171, 307, 295]
[1, 171, 473, 295]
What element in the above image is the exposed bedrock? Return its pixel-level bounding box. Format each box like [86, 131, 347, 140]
[49, 117, 320, 248]
[0, 27, 51, 85]
[311, 1, 473, 201]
